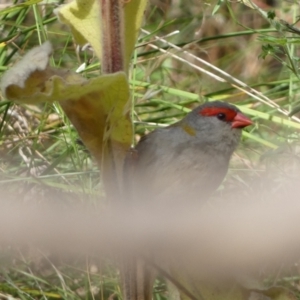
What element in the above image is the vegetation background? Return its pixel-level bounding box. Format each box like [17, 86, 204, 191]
[0, 0, 300, 299]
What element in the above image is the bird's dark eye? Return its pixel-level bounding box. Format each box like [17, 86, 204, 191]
[217, 113, 226, 121]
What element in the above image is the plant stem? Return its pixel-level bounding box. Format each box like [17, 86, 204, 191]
[101, 0, 124, 73]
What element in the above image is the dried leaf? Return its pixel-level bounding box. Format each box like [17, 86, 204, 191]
[1, 42, 131, 189]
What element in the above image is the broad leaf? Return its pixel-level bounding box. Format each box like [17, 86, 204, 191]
[1, 42, 131, 190]
[56, 0, 147, 70]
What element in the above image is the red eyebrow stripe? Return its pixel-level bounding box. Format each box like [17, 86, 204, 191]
[199, 107, 237, 122]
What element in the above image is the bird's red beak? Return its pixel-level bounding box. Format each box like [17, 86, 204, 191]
[231, 112, 252, 128]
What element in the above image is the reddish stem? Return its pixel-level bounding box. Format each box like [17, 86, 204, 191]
[101, 0, 124, 73]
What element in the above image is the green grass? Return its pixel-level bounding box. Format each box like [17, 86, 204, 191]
[1, 0, 300, 299]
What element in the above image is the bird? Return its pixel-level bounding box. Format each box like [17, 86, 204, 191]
[122, 100, 252, 300]
[131, 100, 252, 206]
